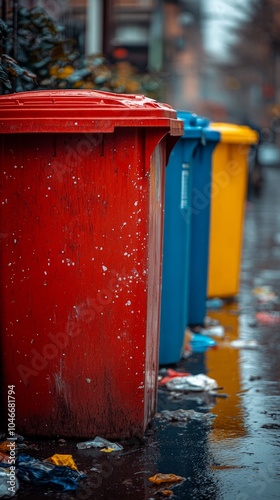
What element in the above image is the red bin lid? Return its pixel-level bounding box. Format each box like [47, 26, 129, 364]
[0, 89, 183, 135]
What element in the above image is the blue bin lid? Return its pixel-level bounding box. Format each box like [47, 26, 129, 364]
[177, 110, 220, 143]
[177, 110, 203, 139]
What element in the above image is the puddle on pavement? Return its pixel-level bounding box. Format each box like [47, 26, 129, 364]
[200, 302, 280, 500]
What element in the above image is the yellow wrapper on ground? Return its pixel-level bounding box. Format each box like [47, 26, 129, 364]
[148, 473, 185, 484]
[45, 454, 78, 470]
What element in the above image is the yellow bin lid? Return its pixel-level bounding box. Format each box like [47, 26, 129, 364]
[211, 122, 259, 144]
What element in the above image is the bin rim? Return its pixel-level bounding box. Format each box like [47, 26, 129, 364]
[176, 110, 219, 142]
[176, 110, 203, 139]
[210, 122, 259, 144]
[0, 89, 184, 136]
[203, 128, 220, 142]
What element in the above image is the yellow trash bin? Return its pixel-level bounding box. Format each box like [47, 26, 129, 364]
[207, 123, 258, 298]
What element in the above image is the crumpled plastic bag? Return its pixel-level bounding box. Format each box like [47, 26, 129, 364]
[158, 369, 191, 386]
[77, 436, 123, 451]
[190, 334, 217, 353]
[0, 468, 20, 498]
[155, 409, 216, 423]
[166, 374, 218, 392]
[44, 454, 78, 470]
[16, 454, 86, 491]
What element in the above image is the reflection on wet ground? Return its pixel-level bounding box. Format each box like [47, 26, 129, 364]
[202, 165, 280, 500]
[2, 166, 280, 499]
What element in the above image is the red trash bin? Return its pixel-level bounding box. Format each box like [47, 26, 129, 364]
[0, 90, 183, 439]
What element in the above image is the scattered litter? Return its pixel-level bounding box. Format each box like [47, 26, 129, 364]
[0, 452, 9, 463]
[204, 325, 224, 338]
[256, 311, 280, 325]
[77, 436, 123, 451]
[206, 298, 224, 310]
[253, 286, 278, 303]
[182, 350, 192, 359]
[191, 325, 225, 338]
[230, 339, 259, 349]
[44, 454, 78, 471]
[204, 316, 220, 328]
[16, 454, 86, 491]
[190, 333, 217, 353]
[0, 468, 19, 498]
[90, 465, 102, 473]
[158, 369, 191, 386]
[134, 470, 151, 475]
[148, 473, 185, 485]
[0, 442, 13, 453]
[166, 374, 218, 392]
[155, 409, 215, 423]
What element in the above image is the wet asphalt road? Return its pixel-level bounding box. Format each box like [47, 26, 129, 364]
[2, 165, 280, 499]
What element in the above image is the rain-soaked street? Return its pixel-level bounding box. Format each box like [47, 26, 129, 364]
[1, 164, 280, 499]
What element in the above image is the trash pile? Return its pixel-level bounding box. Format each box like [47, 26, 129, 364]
[183, 315, 225, 355]
[0, 446, 86, 497]
[0, 432, 190, 498]
[0, 372, 221, 498]
[243, 284, 280, 336]
[183, 285, 280, 354]
[0, 432, 134, 498]
[158, 370, 227, 403]
[253, 286, 280, 325]
[1, 289, 277, 498]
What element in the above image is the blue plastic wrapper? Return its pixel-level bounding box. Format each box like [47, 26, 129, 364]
[206, 298, 224, 310]
[190, 333, 217, 353]
[15, 454, 86, 491]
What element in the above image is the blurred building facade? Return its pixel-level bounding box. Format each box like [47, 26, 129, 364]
[15, 0, 206, 112]
[5, 0, 280, 132]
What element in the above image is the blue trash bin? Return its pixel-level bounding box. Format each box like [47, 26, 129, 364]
[159, 112, 220, 365]
[188, 118, 220, 326]
[159, 112, 203, 365]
